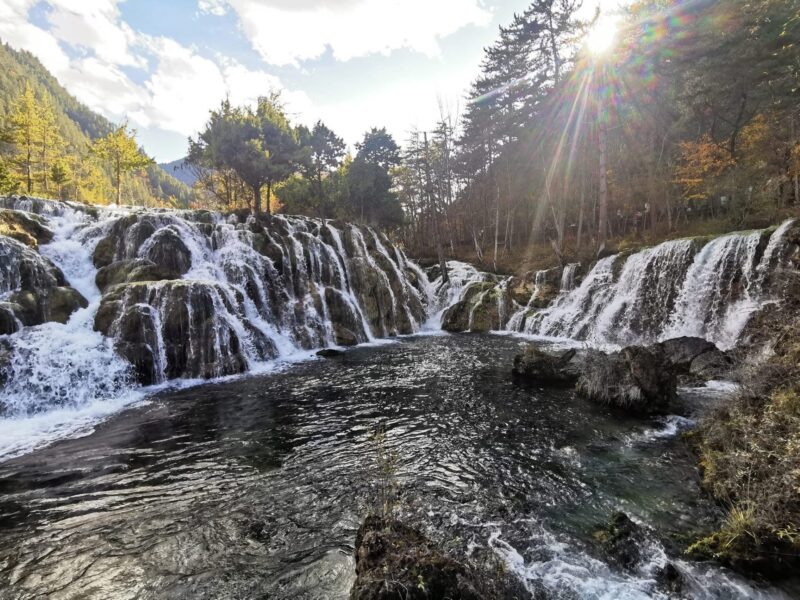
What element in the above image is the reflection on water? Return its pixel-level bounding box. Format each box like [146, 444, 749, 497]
[0, 335, 791, 599]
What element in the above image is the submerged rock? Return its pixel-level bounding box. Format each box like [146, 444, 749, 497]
[577, 345, 677, 414]
[512, 345, 579, 384]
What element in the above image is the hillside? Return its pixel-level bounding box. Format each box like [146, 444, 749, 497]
[158, 157, 198, 188]
[0, 40, 193, 206]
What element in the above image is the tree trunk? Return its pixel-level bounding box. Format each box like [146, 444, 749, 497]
[266, 181, 272, 215]
[493, 182, 500, 273]
[793, 115, 799, 205]
[115, 157, 121, 205]
[423, 133, 448, 284]
[598, 110, 609, 251]
[252, 184, 262, 214]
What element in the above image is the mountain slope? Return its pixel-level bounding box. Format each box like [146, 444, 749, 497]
[158, 158, 198, 188]
[0, 40, 193, 206]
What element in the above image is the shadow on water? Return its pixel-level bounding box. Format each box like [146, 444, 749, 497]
[0, 334, 794, 599]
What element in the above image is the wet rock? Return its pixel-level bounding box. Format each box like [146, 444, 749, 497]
[656, 562, 684, 596]
[0, 302, 21, 335]
[142, 227, 192, 275]
[508, 276, 535, 305]
[512, 344, 579, 384]
[45, 287, 89, 323]
[593, 512, 647, 572]
[95, 259, 179, 293]
[656, 337, 732, 384]
[0, 209, 53, 247]
[325, 287, 367, 345]
[577, 345, 676, 414]
[317, 348, 344, 358]
[351, 516, 482, 600]
[95, 281, 268, 385]
[441, 281, 500, 333]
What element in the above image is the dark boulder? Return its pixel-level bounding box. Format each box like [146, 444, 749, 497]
[512, 344, 579, 384]
[142, 227, 192, 275]
[0, 303, 21, 335]
[441, 281, 504, 333]
[656, 336, 731, 383]
[351, 516, 482, 600]
[593, 512, 647, 572]
[6, 286, 87, 325]
[577, 345, 676, 414]
[317, 348, 344, 358]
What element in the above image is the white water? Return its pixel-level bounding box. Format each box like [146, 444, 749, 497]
[0, 198, 430, 461]
[498, 221, 795, 350]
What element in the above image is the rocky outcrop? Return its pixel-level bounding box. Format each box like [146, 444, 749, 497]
[95, 259, 179, 293]
[593, 512, 684, 594]
[656, 336, 731, 383]
[577, 345, 677, 414]
[351, 517, 492, 600]
[94, 280, 270, 385]
[0, 235, 87, 327]
[441, 281, 508, 333]
[512, 345, 579, 384]
[0, 209, 53, 247]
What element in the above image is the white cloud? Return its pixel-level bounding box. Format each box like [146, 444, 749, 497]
[198, 0, 228, 16]
[45, 0, 145, 68]
[219, 0, 492, 66]
[0, 0, 313, 144]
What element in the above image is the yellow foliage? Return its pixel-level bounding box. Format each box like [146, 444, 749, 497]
[674, 135, 735, 201]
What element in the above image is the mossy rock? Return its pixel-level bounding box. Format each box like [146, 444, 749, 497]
[95, 259, 179, 293]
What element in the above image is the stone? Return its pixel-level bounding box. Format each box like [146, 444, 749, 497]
[577, 345, 677, 414]
[143, 227, 192, 275]
[593, 512, 647, 572]
[512, 345, 579, 384]
[45, 287, 88, 323]
[0, 303, 21, 335]
[317, 348, 344, 358]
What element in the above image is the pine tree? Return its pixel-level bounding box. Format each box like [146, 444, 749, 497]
[37, 94, 63, 195]
[91, 123, 153, 205]
[8, 82, 41, 194]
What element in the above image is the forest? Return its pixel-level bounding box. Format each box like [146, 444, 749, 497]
[2, 0, 797, 277]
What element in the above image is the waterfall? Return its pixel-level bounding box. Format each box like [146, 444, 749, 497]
[0, 197, 431, 459]
[464, 220, 796, 350]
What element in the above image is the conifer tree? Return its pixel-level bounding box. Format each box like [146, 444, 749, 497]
[8, 82, 41, 194]
[91, 123, 153, 205]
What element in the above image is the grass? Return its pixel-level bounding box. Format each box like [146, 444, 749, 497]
[689, 285, 800, 572]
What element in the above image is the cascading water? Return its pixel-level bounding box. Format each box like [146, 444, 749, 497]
[0, 196, 430, 460]
[498, 221, 796, 349]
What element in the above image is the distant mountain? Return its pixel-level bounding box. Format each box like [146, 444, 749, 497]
[158, 158, 198, 188]
[0, 40, 193, 206]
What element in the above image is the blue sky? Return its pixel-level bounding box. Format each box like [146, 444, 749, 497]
[0, 0, 605, 162]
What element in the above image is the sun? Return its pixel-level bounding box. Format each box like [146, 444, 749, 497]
[586, 16, 619, 55]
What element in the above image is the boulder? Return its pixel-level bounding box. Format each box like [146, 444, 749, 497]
[508, 276, 535, 305]
[512, 345, 579, 384]
[593, 512, 647, 572]
[95, 259, 179, 293]
[350, 516, 481, 600]
[441, 281, 502, 333]
[577, 345, 677, 414]
[6, 286, 87, 326]
[142, 227, 192, 275]
[317, 348, 344, 358]
[0, 302, 21, 335]
[656, 336, 732, 383]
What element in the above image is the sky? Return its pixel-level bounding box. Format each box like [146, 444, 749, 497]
[0, 0, 609, 163]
